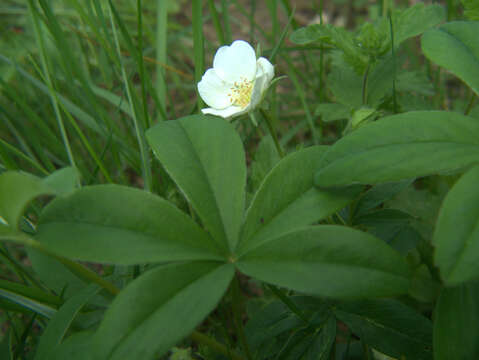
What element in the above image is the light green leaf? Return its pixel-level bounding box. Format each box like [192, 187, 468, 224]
[392, 4, 445, 46]
[314, 103, 351, 123]
[0, 172, 53, 231]
[238, 147, 361, 255]
[146, 115, 246, 252]
[434, 165, 479, 285]
[42, 167, 80, 196]
[35, 284, 101, 360]
[335, 299, 433, 359]
[93, 262, 234, 360]
[422, 21, 479, 96]
[433, 282, 479, 360]
[237, 226, 410, 299]
[36, 185, 224, 264]
[315, 111, 479, 188]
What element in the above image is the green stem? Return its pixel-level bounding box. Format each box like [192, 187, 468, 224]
[362, 62, 371, 106]
[191, 331, 245, 360]
[388, 11, 398, 114]
[231, 275, 253, 360]
[260, 109, 285, 158]
[267, 284, 309, 324]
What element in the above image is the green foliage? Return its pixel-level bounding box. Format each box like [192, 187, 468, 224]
[433, 282, 479, 360]
[433, 165, 479, 285]
[93, 262, 234, 360]
[2, 1, 479, 359]
[462, 0, 479, 20]
[36, 184, 224, 264]
[315, 111, 479, 188]
[422, 21, 479, 96]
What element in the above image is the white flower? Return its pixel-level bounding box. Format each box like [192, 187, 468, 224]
[198, 40, 275, 120]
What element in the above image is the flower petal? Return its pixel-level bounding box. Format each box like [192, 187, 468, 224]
[213, 40, 257, 83]
[249, 58, 275, 109]
[202, 105, 247, 120]
[197, 69, 233, 109]
[256, 57, 275, 85]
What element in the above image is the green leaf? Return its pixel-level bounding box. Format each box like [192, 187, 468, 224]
[42, 167, 80, 196]
[52, 332, 94, 360]
[0, 172, 53, 231]
[93, 262, 234, 360]
[35, 284, 101, 360]
[237, 226, 410, 299]
[238, 147, 361, 255]
[433, 165, 479, 285]
[335, 299, 433, 360]
[315, 111, 479, 188]
[0, 168, 79, 235]
[433, 282, 479, 360]
[26, 248, 86, 299]
[392, 4, 445, 46]
[422, 21, 479, 96]
[146, 115, 246, 252]
[314, 103, 350, 123]
[355, 180, 413, 217]
[36, 185, 224, 264]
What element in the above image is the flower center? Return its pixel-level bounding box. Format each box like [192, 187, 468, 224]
[227, 77, 253, 108]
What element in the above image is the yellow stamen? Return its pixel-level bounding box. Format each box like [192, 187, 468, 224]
[227, 77, 253, 108]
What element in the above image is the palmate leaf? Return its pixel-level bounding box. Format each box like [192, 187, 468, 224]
[238, 146, 361, 255]
[315, 111, 479, 188]
[237, 226, 410, 299]
[335, 299, 433, 360]
[146, 115, 246, 252]
[92, 262, 234, 360]
[433, 165, 479, 285]
[35, 185, 224, 264]
[422, 21, 479, 96]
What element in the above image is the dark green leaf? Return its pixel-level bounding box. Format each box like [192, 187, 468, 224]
[335, 299, 433, 360]
[422, 21, 479, 96]
[433, 282, 479, 360]
[36, 185, 224, 264]
[238, 147, 361, 255]
[146, 115, 246, 252]
[315, 111, 479, 188]
[237, 226, 410, 299]
[93, 262, 234, 360]
[355, 180, 413, 216]
[434, 165, 479, 285]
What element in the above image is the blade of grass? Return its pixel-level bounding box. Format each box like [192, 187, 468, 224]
[156, 0, 168, 118]
[109, 1, 153, 192]
[193, 0, 204, 110]
[207, 0, 225, 45]
[28, 0, 76, 168]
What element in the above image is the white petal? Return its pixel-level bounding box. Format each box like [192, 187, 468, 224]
[202, 105, 247, 119]
[249, 58, 275, 109]
[213, 40, 257, 83]
[256, 57, 274, 85]
[197, 68, 232, 109]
